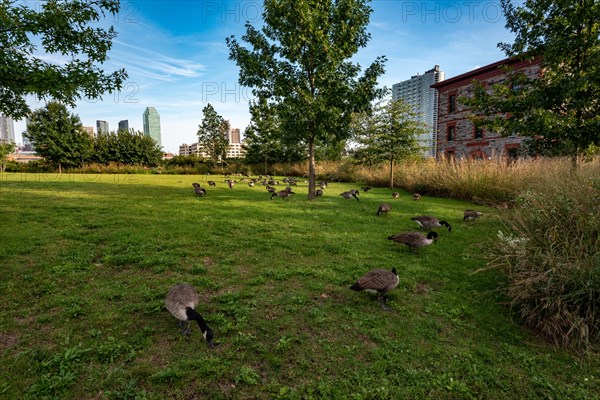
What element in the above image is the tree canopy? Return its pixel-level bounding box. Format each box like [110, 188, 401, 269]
[91, 129, 163, 166]
[242, 97, 306, 172]
[463, 0, 600, 166]
[227, 0, 386, 199]
[352, 99, 426, 188]
[0, 0, 127, 119]
[197, 104, 230, 162]
[24, 101, 92, 173]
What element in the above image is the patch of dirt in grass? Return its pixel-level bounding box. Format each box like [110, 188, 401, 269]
[0, 332, 19, 349]
[414, 282, 431, 294]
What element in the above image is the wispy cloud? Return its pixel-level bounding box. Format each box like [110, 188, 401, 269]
[112, 40, 206, 80]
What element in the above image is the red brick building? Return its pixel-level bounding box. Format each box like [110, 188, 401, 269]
[432, 57, 541, 159]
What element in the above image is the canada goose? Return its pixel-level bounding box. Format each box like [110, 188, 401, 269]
[316, 189, 323, 197]
[165, 284, 214, 347]
[225, 179, 236, 189]
[207, 181, 216, 187]
[392, 192, 400, 198]
[362, 186, 372, 192]
[340, 191, 359, 201]
[377, 203, 391, 216]
[271, 188, 295, 200]
[317, 181, 328, 188]
[248, 181, 255, 187]
[388, 231, 438, 251]
[266, 186, 276, 193]
[192, 183, 206, 196]
[463, 210, 482, 221]
[411, 216, 452, 232]
[413, 193, 421, 201]
[350, 268, 399, 310]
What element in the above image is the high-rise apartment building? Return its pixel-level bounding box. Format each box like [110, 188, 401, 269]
[96, 120, 109, 135]
[143, 107, 161, 147]
[0, 114, 15, 143]
[392, 65, 445, 157]
[118, 120, 129, 132]
[226, 126, 244, 158]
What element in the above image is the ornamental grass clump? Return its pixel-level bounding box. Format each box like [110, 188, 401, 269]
[486, 173, 600, 351]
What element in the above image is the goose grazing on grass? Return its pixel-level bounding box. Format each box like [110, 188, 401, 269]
[392, 192, 400, 198]
[340, 191, 359, 201]
[463, 210, 483, 221]
[271, 188, 295, 200]
[248, 181, 255, 187]
[377, 203, 391, 216]
[207, 181, 216, 187]
[316, 189, 323, 197]
[388, 231, 438, 252]
[165, 284, 214, 347]
[413, 193, 421, 201]
[191, 183, 206, 196]
[411, 216, 452, 232]
[361, 186, 372, 192]
[350, 268, 399, 310]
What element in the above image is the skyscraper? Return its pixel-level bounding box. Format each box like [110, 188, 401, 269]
[0, 114, 15, 143]
[392, 65, 445, 157]
[118, 120, 129, 132]
[143, 107, 161, 146]
[96, 120, 109, 135]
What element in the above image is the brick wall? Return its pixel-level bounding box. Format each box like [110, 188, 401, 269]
[433, 58, 541, 159]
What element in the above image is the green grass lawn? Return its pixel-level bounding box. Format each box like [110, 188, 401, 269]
[0, 173, 598, 399]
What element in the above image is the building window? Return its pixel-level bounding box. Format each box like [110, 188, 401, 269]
[474, 125, 483, 139]
[447, 125, 455, 141]
[448, 94, 456, 113]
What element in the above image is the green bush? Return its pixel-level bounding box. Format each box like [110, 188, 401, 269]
[484, 173, 600, 351]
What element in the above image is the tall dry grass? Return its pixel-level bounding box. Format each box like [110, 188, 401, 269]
[270, 157, 599, 203]
[483, 169, 599, 351]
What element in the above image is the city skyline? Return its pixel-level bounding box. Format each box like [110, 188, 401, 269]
[11, 1, 515, 153]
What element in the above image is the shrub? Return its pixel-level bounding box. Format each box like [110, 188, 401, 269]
[483, 172, 600, 351]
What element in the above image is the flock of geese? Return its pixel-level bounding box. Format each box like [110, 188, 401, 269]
[168, 177, 483, 346]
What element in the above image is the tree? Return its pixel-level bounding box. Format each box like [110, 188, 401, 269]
[197, 104, 230, 162]
[227, 0, 386, 199]
[242, 97, 305, 173]
[91, 129, 162, 166]
[463, 0, 600, 168]
[352, 99, 426, 188]
[0, 141, 16, 172]
[24, 101, 93, 173]
[0, 0, 127, 119]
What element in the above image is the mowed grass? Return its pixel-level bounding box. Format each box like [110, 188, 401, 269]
[0, 173, 598, 399]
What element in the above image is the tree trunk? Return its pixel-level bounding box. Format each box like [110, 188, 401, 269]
[58, 162, 62, 175]
[264, 158, 268, 175]
[389, 157, 394, 188]
[308, 138, 316, 200]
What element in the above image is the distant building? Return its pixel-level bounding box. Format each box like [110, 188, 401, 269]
[226, 127, 244, 158]
[82, 126, 94, 138]
[118, 120, 129, 132]
[0, 114, 15, 143]
[143, 107, 161, 147]
[392, 65, 445, 157]
[96, 120, 109, 135]
[22, 135, 34, 152]
[179, 142, 208, 158]
[432, 57, 541, 160]
[179, 126, 245, 159]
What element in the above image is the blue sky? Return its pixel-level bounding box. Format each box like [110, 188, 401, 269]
[15, 0, 514, 153]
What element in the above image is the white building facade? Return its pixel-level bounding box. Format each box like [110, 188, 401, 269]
[392, 65, 445, 157]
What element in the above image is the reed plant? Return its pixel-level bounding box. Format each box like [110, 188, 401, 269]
[483, 166, 599, 351]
